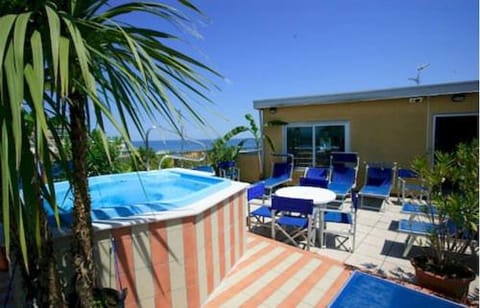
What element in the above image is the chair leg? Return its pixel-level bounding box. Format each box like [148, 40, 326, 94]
[403, 234, 416, 257]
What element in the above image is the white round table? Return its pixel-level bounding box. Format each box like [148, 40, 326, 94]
[274, 186, 337, 248]
[275, 186, 336, 205]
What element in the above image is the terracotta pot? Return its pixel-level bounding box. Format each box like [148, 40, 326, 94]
[0, 246, 8, 272]
[411, 256, 475, 302]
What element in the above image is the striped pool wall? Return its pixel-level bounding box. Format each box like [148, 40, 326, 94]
[93, 188, 247, 307]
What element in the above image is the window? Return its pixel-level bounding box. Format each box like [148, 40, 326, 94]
[286, 122, 349, 168]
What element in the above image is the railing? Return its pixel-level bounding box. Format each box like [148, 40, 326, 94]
[145, 125, 208, 170]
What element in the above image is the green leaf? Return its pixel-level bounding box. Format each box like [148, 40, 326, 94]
[62, 17, 95, 95]
[0, 14, 16, 94]
[45, 5, 61, 86]
[4, 43, 23, 169]
[1, 124, 11, 260]
[25, 31, 50, 144]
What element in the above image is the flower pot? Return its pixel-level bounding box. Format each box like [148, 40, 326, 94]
[411, 256, 475, 302]
[0, 246, 8, 272]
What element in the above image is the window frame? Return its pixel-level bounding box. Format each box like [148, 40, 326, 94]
[282, 121, 351, 169]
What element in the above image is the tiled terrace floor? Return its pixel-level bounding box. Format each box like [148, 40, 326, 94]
[204, 196, 479, 307]
[204, 233, 351, 307]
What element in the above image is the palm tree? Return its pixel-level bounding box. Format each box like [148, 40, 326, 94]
[0, 1, 218, 306]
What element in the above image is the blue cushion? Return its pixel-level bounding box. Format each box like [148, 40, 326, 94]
[324, 212, 352, 224]
[251, 206, 271, 218]
[401, 203, 438, 216]
[277, 216, 309, 228]
[359, 185, 390, 197]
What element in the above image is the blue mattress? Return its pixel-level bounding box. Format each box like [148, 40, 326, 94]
[329, 271, 465, 308]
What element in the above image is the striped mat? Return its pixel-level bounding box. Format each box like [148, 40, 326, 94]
[203, 233, 351, 307]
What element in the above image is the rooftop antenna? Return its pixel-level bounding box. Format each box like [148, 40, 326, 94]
[408, 63, 430, 86]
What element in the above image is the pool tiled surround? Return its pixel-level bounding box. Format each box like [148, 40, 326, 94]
[94, 189, 247, 307]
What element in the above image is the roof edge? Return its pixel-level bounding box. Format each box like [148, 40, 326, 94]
[253, 80, 479, 109]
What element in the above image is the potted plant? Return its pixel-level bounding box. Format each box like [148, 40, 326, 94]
[409, 139, 478, 302]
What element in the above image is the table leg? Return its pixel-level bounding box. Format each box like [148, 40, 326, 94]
[318, 210, 325, 248]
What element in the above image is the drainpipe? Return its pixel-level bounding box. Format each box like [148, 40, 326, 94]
[258, 108, 265, 178]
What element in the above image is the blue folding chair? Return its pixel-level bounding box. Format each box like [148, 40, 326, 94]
[247, 181, 271, 230]
[218, 160, 240, 180]
[359, 162, 397, 211]
[299, 166, 329, 188]
[270, 195, 315, 250]
[321, 192, 359, 252]
[263, 153, 294, 196]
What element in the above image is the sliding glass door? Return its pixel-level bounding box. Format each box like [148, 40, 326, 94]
[286, 122, 349, 168]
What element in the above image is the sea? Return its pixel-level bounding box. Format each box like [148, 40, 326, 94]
[132, 138, 258, 153]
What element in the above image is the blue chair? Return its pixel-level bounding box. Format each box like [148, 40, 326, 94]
[299, 167, 329, 188]
[358, 162, 397, 211]
[321, 192, 359, 252]
[218, 160, 240, 180]
[327, 152, 359, 204]
[270, 195, 315, 250]
[263, 153, 294, 196]
[247, 181, 271, 230]
[397, 168, 427, 203]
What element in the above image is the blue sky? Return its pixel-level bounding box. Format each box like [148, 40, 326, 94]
[122, 0, 479, 141]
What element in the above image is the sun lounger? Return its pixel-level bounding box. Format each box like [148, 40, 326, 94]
[263, 153, 294, 196]
[327, 152, 359, 205]
[358, 162, 397, 211]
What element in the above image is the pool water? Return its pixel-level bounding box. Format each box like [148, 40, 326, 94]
[45, 169, 230, 224]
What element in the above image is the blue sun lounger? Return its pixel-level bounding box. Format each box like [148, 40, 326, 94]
[327, 152, 359, 205]
[263, 153, 294, 196]
[358, 162, 397, 211]
[329, 271, 465, 308]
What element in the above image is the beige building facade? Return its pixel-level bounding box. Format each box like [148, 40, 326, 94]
[246, 81, 478, 186]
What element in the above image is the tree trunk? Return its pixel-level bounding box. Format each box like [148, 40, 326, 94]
[69, 93, 95, 307]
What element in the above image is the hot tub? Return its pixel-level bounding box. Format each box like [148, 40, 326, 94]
[48, 168, 248, 307]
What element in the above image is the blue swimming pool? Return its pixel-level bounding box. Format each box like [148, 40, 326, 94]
[45, 169, 231, 224]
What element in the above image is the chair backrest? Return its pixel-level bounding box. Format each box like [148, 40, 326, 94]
[331, 152, 359, 165]
[365, 166, 394, 187]
[300, 167, 329, 187]
[299, 177, 328, 188]
[271, 195, 313, 215]
[271, 161, 293, 179]
[330, 152, 359, 187]
[247, 181, 265, 201]
[304, 167, 329, 180]
[330, 165, 356, 185]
